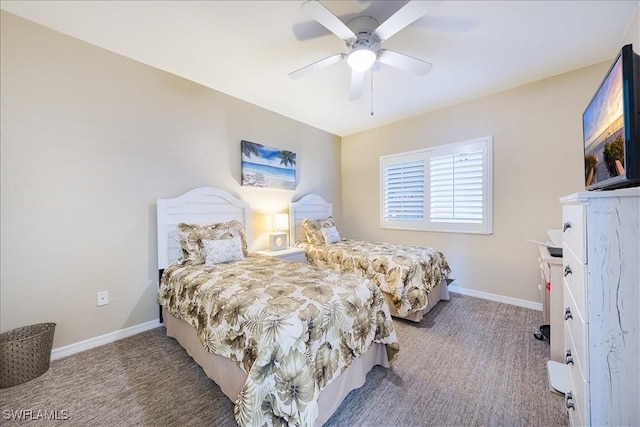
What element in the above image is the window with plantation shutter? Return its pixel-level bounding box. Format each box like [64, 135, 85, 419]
[380, 136, 492, 234]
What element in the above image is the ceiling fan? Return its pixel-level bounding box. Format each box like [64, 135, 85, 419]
[289, 0, 438, 100]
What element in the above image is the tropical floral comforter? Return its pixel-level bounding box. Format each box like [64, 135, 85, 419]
[296, 239, 453, 317]
[158, 254, 399, 427]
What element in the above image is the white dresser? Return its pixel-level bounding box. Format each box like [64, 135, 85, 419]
[560, 187, 639, 426]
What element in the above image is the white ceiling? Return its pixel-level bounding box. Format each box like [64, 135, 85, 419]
[2, 1, 638, 137]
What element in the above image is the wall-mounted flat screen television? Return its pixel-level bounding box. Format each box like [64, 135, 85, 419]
[583, 44, 640, 190]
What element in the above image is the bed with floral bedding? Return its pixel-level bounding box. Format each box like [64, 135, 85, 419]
[156, 187, 399, 427]
[290, 194, 454, 322]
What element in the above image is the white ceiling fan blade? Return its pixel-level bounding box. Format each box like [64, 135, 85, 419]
[378, 49, 433, 76]
[374, 1, 441, 41]
[289, 53, 346, 79]
[301, 0, 355, 41]
[349, 70, 365, 100]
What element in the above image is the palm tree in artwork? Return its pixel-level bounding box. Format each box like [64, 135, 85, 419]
[277, 150, 296, 167]
[241, 140, 263, 158]
[603, 136, 624, 177]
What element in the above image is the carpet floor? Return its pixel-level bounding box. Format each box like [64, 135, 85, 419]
[0, 292, 568, 426]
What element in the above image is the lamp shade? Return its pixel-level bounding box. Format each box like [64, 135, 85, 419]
[272, 213, 289, 231]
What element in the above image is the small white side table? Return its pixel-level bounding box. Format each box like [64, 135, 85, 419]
[255, 247, 307, 263]
[538, 245, 563, 363]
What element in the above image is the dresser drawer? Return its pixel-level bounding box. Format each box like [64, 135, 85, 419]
[562, 248, 586, 317]
[566, 357, 589, 427]
[562, 204, 586, 263]
[563, 290, 588, 381]
[568, 400, 584, 427]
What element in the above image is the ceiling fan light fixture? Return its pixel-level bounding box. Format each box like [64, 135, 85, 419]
[347, 48, 376, 72]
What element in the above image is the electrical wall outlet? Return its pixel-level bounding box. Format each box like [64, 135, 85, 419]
[96, 291, 109, 306]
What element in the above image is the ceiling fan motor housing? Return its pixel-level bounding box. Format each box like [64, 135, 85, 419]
[346, 16, 380, 52]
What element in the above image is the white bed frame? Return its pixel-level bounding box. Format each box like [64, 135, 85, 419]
[156, 187, 389, 426]
[289, 193, 450, 322]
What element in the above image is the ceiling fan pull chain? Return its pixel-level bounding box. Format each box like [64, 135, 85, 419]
[370, 70, 374, 116]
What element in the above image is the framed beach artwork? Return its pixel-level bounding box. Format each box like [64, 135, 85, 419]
[241, 140, 296, 190]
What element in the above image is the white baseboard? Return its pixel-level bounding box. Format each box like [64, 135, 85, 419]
[51, 319, 161, 361]
[448, 285, 542, 311]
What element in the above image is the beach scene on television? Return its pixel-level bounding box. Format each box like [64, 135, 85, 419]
[241, 140, 296, 190]
[583, 56, 625, 187]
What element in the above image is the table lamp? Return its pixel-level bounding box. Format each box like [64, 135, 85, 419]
[269, 213, 289, 251]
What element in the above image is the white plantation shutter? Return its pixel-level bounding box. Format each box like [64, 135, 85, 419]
[380, 136, 492, 234]
[430, 151, 484, 223]
[384, 159, 424, 221]
[380, 151, 427, 230]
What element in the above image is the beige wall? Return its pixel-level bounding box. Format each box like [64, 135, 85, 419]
[0, 12, 341, 349]
[341, 63, 613, 303]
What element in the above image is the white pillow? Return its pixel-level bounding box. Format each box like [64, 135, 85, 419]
[321, 226, 341, 244]
[202, 236, 244, 265]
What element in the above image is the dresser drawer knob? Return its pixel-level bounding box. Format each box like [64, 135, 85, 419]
[565, 392, 575, 410]
[565, 349, 574, 365]
[564, 307, 573, 321]
[563, 222, 572, 232]
[564, 265, 572, 277]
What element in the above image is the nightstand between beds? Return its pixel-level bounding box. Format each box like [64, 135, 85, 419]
[255, 247, 307, 263]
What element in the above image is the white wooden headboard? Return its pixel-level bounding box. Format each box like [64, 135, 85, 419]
[157, 187, 250, 269]
[288, 194, 333, 244]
